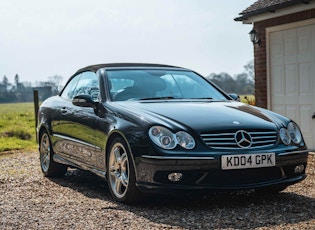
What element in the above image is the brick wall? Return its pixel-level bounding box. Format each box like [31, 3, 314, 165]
[253, 8, 315, 108]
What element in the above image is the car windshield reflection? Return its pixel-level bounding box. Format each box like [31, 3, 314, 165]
[106, 69, 227, 102]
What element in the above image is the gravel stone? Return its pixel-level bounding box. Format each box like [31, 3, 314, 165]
[0, 151, 314, 229]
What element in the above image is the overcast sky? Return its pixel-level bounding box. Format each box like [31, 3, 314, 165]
[0, 0, 255, 85]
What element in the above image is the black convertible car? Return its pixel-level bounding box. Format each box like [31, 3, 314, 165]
[37, 63, 309, 203]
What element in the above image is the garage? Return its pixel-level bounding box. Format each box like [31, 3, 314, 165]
[236, 0, 315, 149]
[268, 20, 315, 149]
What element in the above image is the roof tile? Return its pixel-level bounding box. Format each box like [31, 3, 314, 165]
[236, 0, 312, 20]
[242, 0, 294, 14]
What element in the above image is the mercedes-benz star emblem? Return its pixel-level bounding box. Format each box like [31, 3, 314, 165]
[235, 130, 252, 148]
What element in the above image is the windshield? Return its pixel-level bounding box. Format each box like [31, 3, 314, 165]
[106, 69, 227, 101]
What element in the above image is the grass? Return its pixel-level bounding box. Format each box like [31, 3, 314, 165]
[0, 96, 255, 152]
[0, 102, 38, 152]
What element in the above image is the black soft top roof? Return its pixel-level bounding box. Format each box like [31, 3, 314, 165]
[75, 63, 187, 75]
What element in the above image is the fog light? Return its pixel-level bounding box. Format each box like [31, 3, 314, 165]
[294, 164, 305, 174]
[168, 172, 183, 182]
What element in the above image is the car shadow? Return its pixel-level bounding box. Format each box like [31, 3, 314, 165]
[49, 168, 315, 229]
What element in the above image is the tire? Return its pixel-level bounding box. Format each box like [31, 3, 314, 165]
[39, 131, 67, 177]
[107, 137, 141, 204]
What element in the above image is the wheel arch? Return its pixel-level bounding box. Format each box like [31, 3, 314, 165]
[37, 124, 50, 145]
[105, 131, 138, 180]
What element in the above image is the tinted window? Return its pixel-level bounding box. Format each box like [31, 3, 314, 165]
[73, 72, 99, 100]
[61, 72, 99, 100]
[60, 74, 81, 100]
[161, 73, 225, 99]
[107, 69, 227, 101]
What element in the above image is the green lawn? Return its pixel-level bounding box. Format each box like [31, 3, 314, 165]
[0, 96, 256, 152]
[0, 102, 38, 152]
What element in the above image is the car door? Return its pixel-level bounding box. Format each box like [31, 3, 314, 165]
[58, 71, 100, 166]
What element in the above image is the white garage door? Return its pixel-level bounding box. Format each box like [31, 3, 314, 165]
[269, 23, 315, 150]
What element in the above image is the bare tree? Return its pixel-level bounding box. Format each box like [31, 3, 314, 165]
[48, 75, 63, 92]
[244, 60, 255, 83]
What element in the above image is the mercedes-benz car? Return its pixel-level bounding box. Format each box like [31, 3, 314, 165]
[37, 63, 309, 203]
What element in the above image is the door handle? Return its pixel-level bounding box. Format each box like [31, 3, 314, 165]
[312, 113, 315, 119]
[60, 107, 68, 114]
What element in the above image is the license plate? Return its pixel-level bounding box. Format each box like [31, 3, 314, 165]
[221, 153, 275, 170]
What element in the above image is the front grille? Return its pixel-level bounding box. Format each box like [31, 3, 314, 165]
[200, 130, 278, 150]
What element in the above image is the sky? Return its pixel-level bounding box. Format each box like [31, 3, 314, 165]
[0, 0, 256, 85]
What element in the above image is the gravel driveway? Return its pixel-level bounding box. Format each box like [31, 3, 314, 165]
[0, 151, 314, 229]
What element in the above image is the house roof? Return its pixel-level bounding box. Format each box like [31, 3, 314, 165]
[235, 0, 312, 21]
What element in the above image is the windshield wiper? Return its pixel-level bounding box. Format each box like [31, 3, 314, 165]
[140, 96, 179, 100]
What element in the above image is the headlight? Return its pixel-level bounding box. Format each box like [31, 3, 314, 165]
[287, 122, 302, 144]
[280, 128, 291, 145]
[279, 122, 303, 145]
[149, 126, 195, 150]
[176, 131, 195, 149]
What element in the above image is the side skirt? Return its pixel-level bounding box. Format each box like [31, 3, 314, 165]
[53, 154, 107, 179]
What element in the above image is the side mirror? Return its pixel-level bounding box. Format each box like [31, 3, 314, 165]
[229, 93, 240, 102]
[72, 95, 97, 108]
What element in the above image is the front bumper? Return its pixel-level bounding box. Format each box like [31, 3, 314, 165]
[135, 150, 309, 192]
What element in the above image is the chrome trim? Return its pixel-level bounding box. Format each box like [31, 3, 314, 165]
[234, 130, 252, 148]
[53, 154, 106, 178]
[141, 155, 215, 160]
[54, 134, 101, 150]
[278, 150, 309, 156]
[200, 130, 277, 150]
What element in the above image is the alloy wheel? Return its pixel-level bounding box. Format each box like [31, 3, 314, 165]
[108, 142, 130, 199]
[40, 133, 51, 173]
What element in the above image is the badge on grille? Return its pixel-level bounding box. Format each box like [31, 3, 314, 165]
[235, 130, 252, 148]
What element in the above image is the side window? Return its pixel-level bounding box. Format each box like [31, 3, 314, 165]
[73, 71, 99, 101]
[60, 72, 99, 100]
[60, 74, 81, 100]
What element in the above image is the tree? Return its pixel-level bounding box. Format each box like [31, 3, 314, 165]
[14, 74, 19, 88]
[206, 60, 255, 95]
[207, 72, 236, 93]
[235, 73, 254, 94]
[244, 60, 255, 83]
[0, 73, 64, 103]
[2, 75, 9, 88]
[0, 76, 10, 93]
[14, 74, 25, 91]
[48, 75, 63, 93]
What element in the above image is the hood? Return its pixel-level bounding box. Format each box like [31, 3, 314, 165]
[113, 100, 285, 132]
